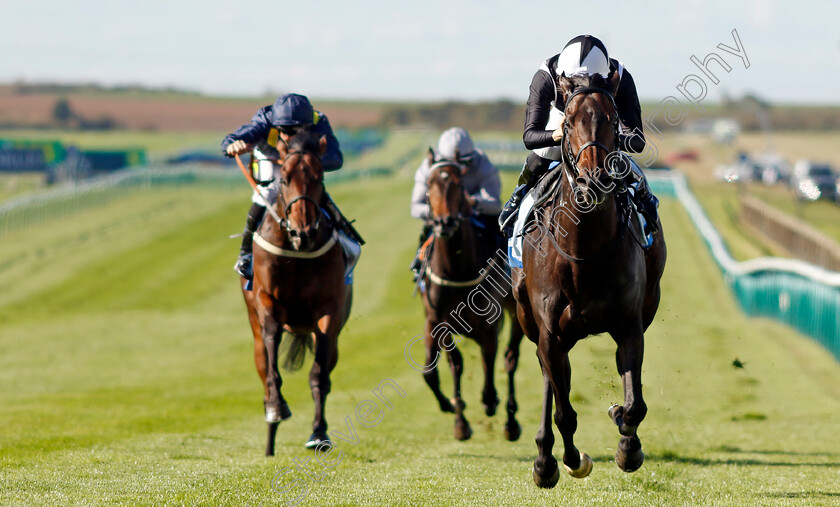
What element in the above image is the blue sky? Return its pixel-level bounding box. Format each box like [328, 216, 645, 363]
[2, 0, 838, 104]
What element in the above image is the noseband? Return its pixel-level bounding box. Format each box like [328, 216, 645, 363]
[562, 87, 621, 178]
[274, 149, 325, 237]
[427, 161, 470, 238]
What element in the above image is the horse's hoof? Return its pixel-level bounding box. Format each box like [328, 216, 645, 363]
[439, 398, 455, 413]
[608, 404, 622, 424]
[564, 451, 593, 478]
[483, 395, 500, 417]
[504, 420, 521, 441]
[265, 402, 292, 424]
[615, 436, 644, 472]
[451, 398, 467, 412]
[533, 459, 560, 489]
[305, 432, 331, 450]
[454, 420, 472, 441]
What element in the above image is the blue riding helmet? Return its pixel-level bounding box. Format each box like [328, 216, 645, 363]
[272, 93, 315, 127]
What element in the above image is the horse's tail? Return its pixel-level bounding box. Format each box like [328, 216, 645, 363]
[280, 332, 314, 371]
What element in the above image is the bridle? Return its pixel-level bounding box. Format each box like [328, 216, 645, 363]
[426, 160, 470, 238]
[540, 85, 632, 263]
[562, 86, 622, 180]
[272, 148, 325, 239]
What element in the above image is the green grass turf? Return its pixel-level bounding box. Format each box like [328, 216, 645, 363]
[1, 173, 840, 506]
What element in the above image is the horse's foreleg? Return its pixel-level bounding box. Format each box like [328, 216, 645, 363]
[503, 318, 524, 441]
[261, 313, 291, 456]
[533, 354, 559, 488]
[546, 344, 592, 479]
[479, 333, 499, 417]
[609, 323, 646, 472]
[245, 298, 271, 412]
[254, 327, 280, 457]
[262, 314, 291, 422]
[245, 290, 283, 456]
[421, 321, 454, 413]
[307, 314, 339, 449]
[446, 342, 471, 441]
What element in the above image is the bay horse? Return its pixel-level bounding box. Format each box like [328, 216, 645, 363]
[514, 72, 666, 487]
[241, 129, 352, 456]
[418, 151, 525, 441]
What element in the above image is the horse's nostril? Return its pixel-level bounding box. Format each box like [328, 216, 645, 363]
[576, 177, 589, 187]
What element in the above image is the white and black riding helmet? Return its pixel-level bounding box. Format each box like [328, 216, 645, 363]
[555, 35, 611, 78]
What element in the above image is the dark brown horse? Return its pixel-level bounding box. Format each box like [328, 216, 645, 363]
[241, 130, 352, 456]
[513, 72, 666, 487]
[417, 152, 525, 441]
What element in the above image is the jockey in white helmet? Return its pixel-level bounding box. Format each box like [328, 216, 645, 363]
[499, 34, 658, 237]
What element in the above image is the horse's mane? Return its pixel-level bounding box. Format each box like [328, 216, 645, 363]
[286, 128, 320, 153]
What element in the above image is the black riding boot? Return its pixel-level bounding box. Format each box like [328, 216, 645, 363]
[499, 153, 552, 237]
[410, 223, 433, 280]
[499, 184, 528, 237]
[235, 202, 266, 279]
[628, 167, 660, 234]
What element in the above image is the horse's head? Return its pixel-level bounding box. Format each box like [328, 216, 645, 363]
[558, 71, 626, 207]
[274, 128, 327, 250]
[425, 148, 472, 239]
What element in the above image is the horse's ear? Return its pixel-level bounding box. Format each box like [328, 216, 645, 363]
[427, 147, 435, 164]
[318, 135, 328, 157]
[558, 74, 576, 107]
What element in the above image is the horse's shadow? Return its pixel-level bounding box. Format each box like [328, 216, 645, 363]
[645, 451, 840, 468]
[451, 447, 840, 468]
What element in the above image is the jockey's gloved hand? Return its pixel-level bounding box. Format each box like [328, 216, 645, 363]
[226, 140, 252, 156]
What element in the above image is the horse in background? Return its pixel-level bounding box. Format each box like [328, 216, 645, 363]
[417, 151, 525, 442]
[514, 71, 666, 487]
[240, 129, 352, 456]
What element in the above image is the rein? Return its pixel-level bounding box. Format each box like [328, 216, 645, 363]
[538, 86, 628, 263]
[426, 160, 472, 237]
[539, 166, 626, 264]
[561, 87, 621, 179]
[235, 148, 333, 258]
[423, 160, 490, 286]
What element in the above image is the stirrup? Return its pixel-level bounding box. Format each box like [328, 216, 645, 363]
[499, 189, 525, 237]
[234, 253, 253, 279]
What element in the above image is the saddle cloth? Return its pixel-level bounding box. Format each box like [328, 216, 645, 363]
[507, 164, 563, 268]
[507, 163, 653, 268]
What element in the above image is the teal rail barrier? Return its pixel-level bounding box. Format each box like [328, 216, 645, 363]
[649, 172, 840, 363]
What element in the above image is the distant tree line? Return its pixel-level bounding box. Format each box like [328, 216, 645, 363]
[10, 81, 199, 96]
[380, 99, 527, 131]
[2, 82, 839, 132]
[51, 97, 118, 130]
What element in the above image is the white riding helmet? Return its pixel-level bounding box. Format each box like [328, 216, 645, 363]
[555, 34, 610, 78]
[436, 127, 477, 162]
